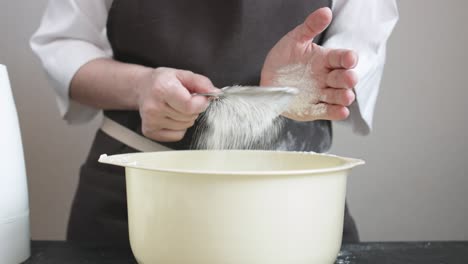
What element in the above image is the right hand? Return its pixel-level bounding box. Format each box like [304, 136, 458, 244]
[135, 67, 217, 142]
[260, 8, 358, 122]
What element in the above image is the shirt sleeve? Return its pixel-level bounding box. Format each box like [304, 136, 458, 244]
[324, 0, 399, 135]
[30, 0, 113, 124]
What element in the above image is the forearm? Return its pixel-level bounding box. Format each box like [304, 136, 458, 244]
[70, 58, 150, 110]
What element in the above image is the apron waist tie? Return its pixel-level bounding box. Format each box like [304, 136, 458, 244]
[100, 116, 171, 152]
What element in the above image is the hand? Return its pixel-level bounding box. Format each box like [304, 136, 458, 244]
[260, 7, 358, 121]
[135, 67, 217, 142]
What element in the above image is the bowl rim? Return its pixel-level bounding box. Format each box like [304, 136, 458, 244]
[99, 150, 365, 176]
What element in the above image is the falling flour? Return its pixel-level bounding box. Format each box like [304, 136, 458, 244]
[192, 86, 296, 150]
[193, 64, 319, 150]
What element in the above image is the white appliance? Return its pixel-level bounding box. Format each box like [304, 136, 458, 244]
[0, 64, 30, 263]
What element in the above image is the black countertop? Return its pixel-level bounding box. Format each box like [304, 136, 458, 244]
[24, 241, 468, 264]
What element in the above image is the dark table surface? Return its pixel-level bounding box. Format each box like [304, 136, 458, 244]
[24, 241, 468, 264]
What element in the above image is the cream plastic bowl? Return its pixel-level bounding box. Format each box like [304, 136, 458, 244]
[99, 150, 364, 264]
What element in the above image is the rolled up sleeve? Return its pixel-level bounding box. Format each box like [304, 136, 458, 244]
[324, 0, 399, 135]
[30, 0, 113, 124]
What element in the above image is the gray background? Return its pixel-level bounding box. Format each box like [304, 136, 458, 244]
[1, 0, 467, 241]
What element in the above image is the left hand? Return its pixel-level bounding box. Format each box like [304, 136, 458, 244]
[260, 7, 359, 121]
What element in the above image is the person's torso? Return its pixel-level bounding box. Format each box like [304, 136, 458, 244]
[105, 0, 332, 152]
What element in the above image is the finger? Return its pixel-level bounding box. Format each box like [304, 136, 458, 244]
[312, 103, 350, 121]
[166, 112, 199, 122]
[165, 81, 210, 115]
[159, 117, 196, 131]
[282, 103, 349, 121]
[319, 87, 355, 106]
[141, 119, 185, 142]
[290, 7, 332, 42]
[176, 71, 217, 94]
[326, 69, 358, 89]
[163, 103, 199, 122]
[151, 129, 187, 142]
[326, 49, 358, 69]
[164, 71, 214, 114]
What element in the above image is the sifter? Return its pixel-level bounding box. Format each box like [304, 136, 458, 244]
[193, 85, 299, 98]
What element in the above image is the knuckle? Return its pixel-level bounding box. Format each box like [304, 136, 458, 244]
[184, 70, 194, 75]
[336, 72, 345, 84]
[332, 71, 341, 85]
[141, 124, 155, 139]
[200, 75, 212, 84]
[141, 102, 160, 116]
[152, 68, 169, 81]
[157, 78, 177, 91]
[140, 104, 152, 116]
[154, 67, 171, 76]
[320, 92, 330, 103]
[181, 98, 195, 114]
[310, 43, 320, 52]
[176, 70, 193, 79]
[153, 68, 163, 75]
[184, 99, 204, 115]
[198, 75, 214, 88]
[337, 91, 349, 106]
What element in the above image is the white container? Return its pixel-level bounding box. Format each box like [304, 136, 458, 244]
[100, 150, 364, 264]
[0, 64, 30, 264]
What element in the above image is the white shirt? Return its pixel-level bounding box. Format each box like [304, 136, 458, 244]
[30, 0, 398, 135]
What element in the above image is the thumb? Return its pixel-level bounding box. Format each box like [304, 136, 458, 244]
[175, 70, 216, 113]
[290, 7, 332, 43]
[176, 71, 218, 94]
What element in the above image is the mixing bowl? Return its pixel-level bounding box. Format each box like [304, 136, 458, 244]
[99, 150, 364, 264]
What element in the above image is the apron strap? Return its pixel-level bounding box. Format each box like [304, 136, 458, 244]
[100, 116, 171, 152]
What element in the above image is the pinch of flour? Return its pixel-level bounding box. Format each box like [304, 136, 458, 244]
[272, 64, 320, 116]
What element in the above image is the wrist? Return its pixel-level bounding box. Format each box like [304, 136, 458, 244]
[129, 65, 153, 110]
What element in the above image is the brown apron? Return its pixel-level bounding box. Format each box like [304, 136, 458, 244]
[67, 0, 359, 245]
